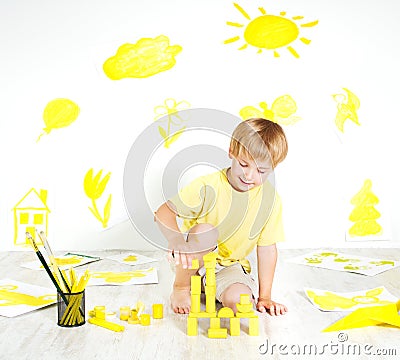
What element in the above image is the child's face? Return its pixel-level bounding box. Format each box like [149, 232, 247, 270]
[228, 152, 272, 192]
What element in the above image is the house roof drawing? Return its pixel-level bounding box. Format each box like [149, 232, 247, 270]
[13, 188, 50, 212]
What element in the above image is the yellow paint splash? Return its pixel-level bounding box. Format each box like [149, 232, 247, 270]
[0, 285, 55, 307]
[103, 35, 182, 80]
[39, 256, 82, 268]
[123, 255, 138, 262]
[348, 179, 382, 237]
[91, 269, 154, 283]
[225, 3, 318, 57]
[154, 98, 190, 148]
[13, 188, 50, 247]
[307, 287, 392, 311]
[332, 88, 360, 132]
[84, 168, 112, 228]
[240, 95, 301, 125]
[37, 99, 80, 142]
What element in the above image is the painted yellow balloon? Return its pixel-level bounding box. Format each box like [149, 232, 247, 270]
[37, 98, 80, 141]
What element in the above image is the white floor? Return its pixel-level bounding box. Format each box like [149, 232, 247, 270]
[0, 248, 399, 360]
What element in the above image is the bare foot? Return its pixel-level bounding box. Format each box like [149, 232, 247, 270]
[171, 287, 191, 314]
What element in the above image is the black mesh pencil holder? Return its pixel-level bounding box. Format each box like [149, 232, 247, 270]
[57, 290, 85, 327]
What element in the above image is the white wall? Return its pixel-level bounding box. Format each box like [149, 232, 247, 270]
[0, 0, 399, 251]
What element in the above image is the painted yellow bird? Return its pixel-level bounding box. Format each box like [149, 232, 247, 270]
[332, 88, 360, 132]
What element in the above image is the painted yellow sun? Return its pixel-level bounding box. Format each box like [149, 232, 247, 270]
[224, 3, 318, 58]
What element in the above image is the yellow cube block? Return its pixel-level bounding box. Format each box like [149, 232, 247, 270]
[190, 259, 199, 269]
[230, 317, 240, 336]
[209, 317, 220, 329]
[240, 294, 251, 304]
[191, 294, 201, 313]
[187, 317, 198, 336]
[249, 317, 259, 336]
[120, 306, 131, 321]
[191, 275, 201, 295]
[236, 303, 253, 313]
[208, 328, 227, 339]
[140, 314, 151, 326]
[94, 305, 106, 320]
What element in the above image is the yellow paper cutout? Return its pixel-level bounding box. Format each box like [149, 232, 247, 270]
[0, 284, 55, 307]
[13, 188, 50, 247]
[154, 98, 190, 148]
[240, 95, 301, 125]
[307, 287, 392, 311]
[224, 3, 318, 57]
[37, 99, 80, 142]
[123, 255, 138, 262]
[84, 168, 112, 228]
[332, 88, 360, 132]
[91, 269, 154, 283]
[103, 35, 182, 80]
[348, 179, 382, 237]
[323, 301, 400, 332]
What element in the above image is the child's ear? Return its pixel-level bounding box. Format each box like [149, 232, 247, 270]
[228, 148, 233, 159]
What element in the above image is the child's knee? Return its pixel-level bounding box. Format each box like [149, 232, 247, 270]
[220, 283, 253, 312]
[187, 223, 218, 252]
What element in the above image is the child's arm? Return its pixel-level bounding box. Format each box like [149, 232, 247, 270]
[256, 244, 288, 316]
[154, 201, 193, 268]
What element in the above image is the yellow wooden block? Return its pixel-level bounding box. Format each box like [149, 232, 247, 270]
[236, 311, 257, 318]
[236, 303, 253, 313]
[191, 275, 201, 295]
[205, 285, 216, 296]
[210, 317, 220, 329]
[190, 259, 199, 270]
[208, 328, 227, 339]
[140, 314, 151, 326]
[218, 307, 234, 318]
[152, 304, 163, 319]
[191, 294, 201, 313]
[206, 295, 216, 313]
[205, 270, 216, 286]
[203, 252, 218, 262]
[240, 294, 251, 304]
[94, 305, 106, 320]
[187, 317, 198, 336]
[249, 317, 259, 336]
[230, 317, 240, 336]
[189, 311, 216, 318]
[120, 306, 131, 321]
[128, 317, 140, 325]
[88, 317, 125, 332]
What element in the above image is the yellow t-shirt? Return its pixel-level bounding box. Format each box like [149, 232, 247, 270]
[169, 169, 285, 272]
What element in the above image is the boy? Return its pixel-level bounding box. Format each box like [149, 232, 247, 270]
[155, 118, 288, 316]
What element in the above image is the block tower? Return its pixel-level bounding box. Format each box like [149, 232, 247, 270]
[187, 252, 259, 338]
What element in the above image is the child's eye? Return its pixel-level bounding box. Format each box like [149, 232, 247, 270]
[239, 162, 247, 167]
[258, 170, 266, 174]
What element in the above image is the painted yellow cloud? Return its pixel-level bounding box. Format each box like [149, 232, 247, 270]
[103, 35, 182, 80]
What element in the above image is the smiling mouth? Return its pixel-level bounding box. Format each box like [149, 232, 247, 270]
[239, 178, 253, 186]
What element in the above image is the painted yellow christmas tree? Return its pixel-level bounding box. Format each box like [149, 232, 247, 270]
[348, 179, 382, 237]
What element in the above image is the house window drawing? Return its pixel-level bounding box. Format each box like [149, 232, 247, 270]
[13, 189, 50, 247]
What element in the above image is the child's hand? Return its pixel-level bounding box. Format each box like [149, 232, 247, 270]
[256, 298, 288, 316]
[168, 240, 196, 269]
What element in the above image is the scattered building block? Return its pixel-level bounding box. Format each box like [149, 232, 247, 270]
[152, 304, 163, 319]
[140, 314, 151, 326]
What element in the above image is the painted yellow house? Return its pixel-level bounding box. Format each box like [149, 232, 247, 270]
[13, 188, 50, 246]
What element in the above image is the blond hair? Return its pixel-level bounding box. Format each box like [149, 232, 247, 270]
[230, 118, 288, 168]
